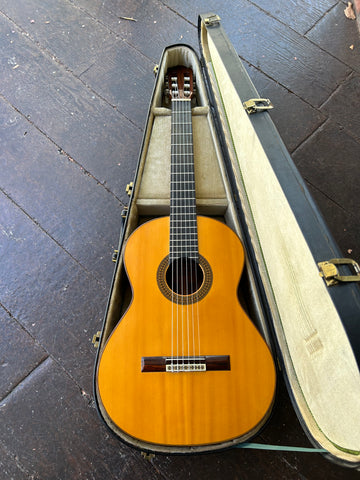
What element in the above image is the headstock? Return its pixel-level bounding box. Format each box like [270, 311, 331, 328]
[165, 66, 194, 100]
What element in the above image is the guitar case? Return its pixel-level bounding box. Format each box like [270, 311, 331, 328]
[93, 13, 360, 465]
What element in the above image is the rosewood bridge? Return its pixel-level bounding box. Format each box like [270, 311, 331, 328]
[141, 355, 230, 372]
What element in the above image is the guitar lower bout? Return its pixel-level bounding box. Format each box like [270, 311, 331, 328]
[96, 216, 276, 452]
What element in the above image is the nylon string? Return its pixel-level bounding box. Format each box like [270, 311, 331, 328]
[170, 94, 201, 370]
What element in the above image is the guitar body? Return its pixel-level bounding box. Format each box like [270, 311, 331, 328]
[97, 216, 276, 449]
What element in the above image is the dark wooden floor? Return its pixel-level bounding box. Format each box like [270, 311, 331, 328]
[0, 1, 359, 478]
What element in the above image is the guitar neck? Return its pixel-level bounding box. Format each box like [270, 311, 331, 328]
[170, 98, 198, 262]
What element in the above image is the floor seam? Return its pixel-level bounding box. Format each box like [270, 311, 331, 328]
[0, 93, 126, 208]
[0, 10, 145, 133]
[290, 117, 329, 156]
[0, 356, 52, 405]
[0, 184, 109, 289]
[303, 1, 340, 37]
[318, 70, 355, 110]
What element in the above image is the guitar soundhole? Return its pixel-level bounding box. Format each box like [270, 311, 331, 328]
[157, 255, 212, 305]
[166, 258, 204, 295]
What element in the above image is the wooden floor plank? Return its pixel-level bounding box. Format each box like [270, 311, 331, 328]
[161, 0, 351, 107]
[0, 444, 30, 479]
[244, 63, 326, 152]
[0, 191, 107, 393]
[0, 1, 359, 478]
[0, 0, 157, 124]
[0, 0, 117, 76]
[306, 2, 360, 73]
[79, 38, 156, 125]
[0, 97, 122, 286]
[0, 358, 163, 480]
[321, 74, 360, 141]
[72, 0, 199, 61]
[293, 120, 360, 257]
[0, 13, 142, 201]
[248, 0, 338, 35]
[0, 308, 47, 401]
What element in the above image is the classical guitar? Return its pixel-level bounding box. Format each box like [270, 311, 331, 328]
[96, 66, 276, 451]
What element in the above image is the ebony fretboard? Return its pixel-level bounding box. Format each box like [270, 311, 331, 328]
[170, 99, 198, 262]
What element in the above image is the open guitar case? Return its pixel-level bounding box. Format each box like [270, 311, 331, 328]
[93, 13, 360, 466]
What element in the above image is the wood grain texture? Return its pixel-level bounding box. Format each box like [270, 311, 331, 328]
[162, 0, 351, 107]
[0, 0, 157, 124]
[306, 2, 360, 73]
[0, 13, 142, 201]
[250, 0, 338, 35]
[72, 0, 199, 61]
[0, 190, 107, 394]
[293, 120, 360, 257]
[244, 63, 326, 153]
[97, 216, 275, 448]
[0, 0, 116, 76]
[0, 97, 121, 286]
[0, 309, 47, 401]
[0, 357, 162, 480]
[0, 0, 359, 477]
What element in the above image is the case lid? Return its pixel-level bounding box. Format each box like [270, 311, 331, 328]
[198, 13, 360, 465]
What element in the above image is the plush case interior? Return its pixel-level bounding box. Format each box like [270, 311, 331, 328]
[94, 44, 274, 453]
[200, 15, 360, 466]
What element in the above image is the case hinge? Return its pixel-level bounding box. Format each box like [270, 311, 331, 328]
[318, 258, 360, 286]
[112, 249, 119, 263]
[141, 452, 155, 461]
[92, 331, 102, 348]
[243, 98, 273, 114]
[204, 14, 221, 26]
[121, 206, 129, 219]
[126, 182, 134, 196]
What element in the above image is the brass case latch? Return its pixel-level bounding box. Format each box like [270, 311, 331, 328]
[112, 249, 119, 263]
[204, 14, 221, 26]
[126, 182, 134, 196]
[121, 206, 129, 219]
[243, 98, 273, 114]
[92, 331, 102, 348]
[318, 258, 360, 286]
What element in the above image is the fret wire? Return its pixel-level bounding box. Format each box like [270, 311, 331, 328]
[170, 212, 196, 215]
[171, 227, 197, 230]
[170, 188, 195, 191]
[170, 240, 198, 243]
[170, 97, 198, 260]
[170, 219, 197, 222]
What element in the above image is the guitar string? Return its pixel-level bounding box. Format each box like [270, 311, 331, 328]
[170, 81, 177, 372]
[172, 87, 181, 371]
[178, 96, 186, 369]
[182, 93, 199, 366]
[178, 97, 184, 370]
[170, 76, 201, 370]
[184, 97, 196, 365]
[182, 89, 200, 366]
[178, 96, 190, 370]
[173, 95, 188, 369]
[185, 98, 192, 365]
[190, 96, 201, 364]
[172, 92, 175, 370]
[171, 92, 174, 373]
[189, 96, 201, 364]
[183, 98, 190, 368]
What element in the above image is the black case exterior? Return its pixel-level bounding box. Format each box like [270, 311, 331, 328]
[198, 13, 360, 467]
[198, 13, 360, 368]
[93, 14, 360, 464]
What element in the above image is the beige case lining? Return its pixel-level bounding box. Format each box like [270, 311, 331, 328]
[202, 23, 360, 463]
